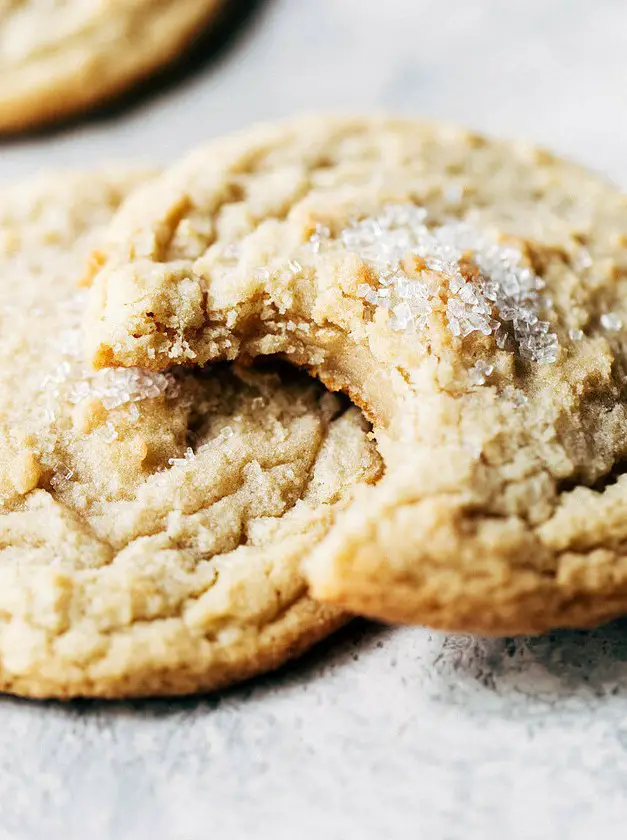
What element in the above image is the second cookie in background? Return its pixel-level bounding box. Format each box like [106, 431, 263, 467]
[0, 0, 224, 133]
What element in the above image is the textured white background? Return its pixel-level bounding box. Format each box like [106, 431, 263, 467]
[3, 1, 627, 838]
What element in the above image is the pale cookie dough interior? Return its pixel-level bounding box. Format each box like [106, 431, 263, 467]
[0, 170, 381, 699]
[0, 0, 222, 132]
[87, 116, 627, 635]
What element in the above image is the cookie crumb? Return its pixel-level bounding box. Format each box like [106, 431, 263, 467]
[12, 450, 41, 495]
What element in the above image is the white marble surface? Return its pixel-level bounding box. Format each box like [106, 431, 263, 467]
[3, 1, 627, 838]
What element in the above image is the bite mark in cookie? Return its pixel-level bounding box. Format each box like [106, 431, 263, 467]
[86, 116, 627, 634]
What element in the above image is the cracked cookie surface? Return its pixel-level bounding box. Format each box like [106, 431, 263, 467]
[0, 0, 222, 132]
[0, 169, 381, 698]
[87, 116, 627, 634]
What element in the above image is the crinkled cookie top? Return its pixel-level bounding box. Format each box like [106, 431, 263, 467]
[86, 116, 627, 634]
